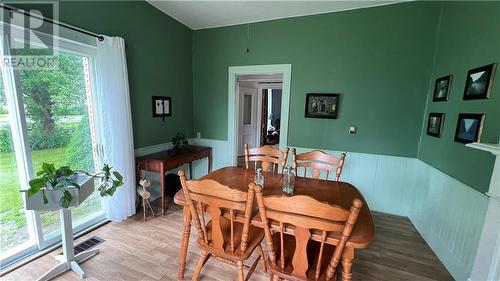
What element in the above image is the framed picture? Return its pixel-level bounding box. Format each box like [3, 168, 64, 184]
[305, 93, 340, 119]
[427, 113, 445, 138]
[463, 63, 496, 100]
[454, 113, 485, 144]
[433, 75, 452, 102]
[152, 96, 172, 118]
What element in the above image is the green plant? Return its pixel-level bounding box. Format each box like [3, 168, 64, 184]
[29, 126, 73, 150]
[65, 115, 93, 171]
[0, 127, 13, 152]
[172, 132, 188, 152]
[28, 162, 124, 208]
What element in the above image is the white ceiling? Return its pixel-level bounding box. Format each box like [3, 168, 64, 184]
[146, 1, 404, 30]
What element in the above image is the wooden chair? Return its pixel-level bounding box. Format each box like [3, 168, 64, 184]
[251, 182, 363, 281]
[244, 144, 290, 174]
[178, 170, 267, 281]
[292, 149, 346, 181]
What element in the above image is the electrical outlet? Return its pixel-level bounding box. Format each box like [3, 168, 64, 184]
[349, 127, 357, 134]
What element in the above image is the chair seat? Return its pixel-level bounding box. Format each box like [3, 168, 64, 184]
[197, 217, 264, 261]
[269, 232, 339, 281]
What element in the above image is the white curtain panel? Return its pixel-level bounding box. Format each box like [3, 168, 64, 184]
[95, 35, 136, 221]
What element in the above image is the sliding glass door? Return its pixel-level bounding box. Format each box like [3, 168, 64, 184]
[0, 27, 104, 266]
[0, 66, 34, 260]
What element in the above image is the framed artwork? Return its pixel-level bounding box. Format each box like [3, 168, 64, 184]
[305, 93, 340, 119]
[454, 113, 485, 144]
[433, 75, 452, 102]
[152, 96, 172, 118]
[463, 63, 496, 100]
[427, 113, 445, 138]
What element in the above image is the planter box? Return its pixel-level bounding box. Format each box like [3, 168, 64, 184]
[22, 175, 95, 211]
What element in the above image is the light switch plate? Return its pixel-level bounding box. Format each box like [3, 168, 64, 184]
[349, 127, 357, 134]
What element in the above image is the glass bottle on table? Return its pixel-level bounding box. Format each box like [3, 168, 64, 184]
[254, 168, 264, 187]
[282, 166, 295, 195]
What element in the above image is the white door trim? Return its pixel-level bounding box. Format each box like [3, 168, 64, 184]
[228, 64, 292, 166]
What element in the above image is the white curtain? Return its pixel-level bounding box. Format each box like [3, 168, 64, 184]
[95, 35, 136, 221]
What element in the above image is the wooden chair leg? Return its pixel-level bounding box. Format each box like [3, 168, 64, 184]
[178, 207, 192, 280]
[192, 251, 210, 281]
[237, 261, 245, 281]
[258, 244, 267, 273]
[340, 247, 354, 281]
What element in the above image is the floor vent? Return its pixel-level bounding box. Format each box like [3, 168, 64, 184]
[60, 236, 105, 256]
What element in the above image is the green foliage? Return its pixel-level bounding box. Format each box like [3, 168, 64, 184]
[16, 50, 87, 133]
[172, 132, 188, 152]
[28, 162, 124, 208]
[28, 163, 78, 207]
[0, 127, 13, 152]
[97, 164, 124, 197]
[28, 125, 74, 150]
[0, 76, 7, 114]
[65, 115, 94, 171]
[0, 124, 75, 152]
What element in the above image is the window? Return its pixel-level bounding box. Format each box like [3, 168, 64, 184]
[0, 25, 104, 267]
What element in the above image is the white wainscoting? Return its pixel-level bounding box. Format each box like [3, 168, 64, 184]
[408, 160, 489, 281]
[134, 138, 490, 281]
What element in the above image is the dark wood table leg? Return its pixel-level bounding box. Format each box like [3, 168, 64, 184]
[178, 206, 192, 280]
[189, 162, 193, 180]
[160, 162, 165, 215]
[208, 149, 212, 173]
[341, 247, 354, 281]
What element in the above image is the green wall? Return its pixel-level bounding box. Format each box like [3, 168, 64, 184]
[193, 1, 440, 157]
[418, 2, 500, 193]
[46, 1, 193, 148]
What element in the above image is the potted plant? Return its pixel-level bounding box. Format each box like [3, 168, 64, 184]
[172, 132, 188, 154]
[23, 162, 124, 210]
[20, 163, 124, 280]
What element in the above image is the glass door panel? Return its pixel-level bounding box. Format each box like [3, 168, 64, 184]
[0, 67, 33, 255]
[13, 47, 102, 236]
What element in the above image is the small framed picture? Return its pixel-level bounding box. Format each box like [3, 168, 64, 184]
[433, 75, 452, 102]
[454, 113, 485, 144]
[152, 96, 172, 118]
[427, 113, 445, 138]
[305, 93, 340, 119]
[463, 63, 496, 100]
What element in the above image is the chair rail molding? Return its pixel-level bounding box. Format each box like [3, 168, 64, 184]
[466, 141, 500, 281]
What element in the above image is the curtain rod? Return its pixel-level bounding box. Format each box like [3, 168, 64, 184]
[0, 4, 104, 41]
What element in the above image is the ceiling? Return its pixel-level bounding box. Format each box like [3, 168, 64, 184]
[146, 1, 404, 30]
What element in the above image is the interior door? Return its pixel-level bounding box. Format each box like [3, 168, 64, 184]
[238, 86, 258, 155]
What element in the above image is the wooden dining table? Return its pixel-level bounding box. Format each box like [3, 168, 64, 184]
[173, 167, 374, 281]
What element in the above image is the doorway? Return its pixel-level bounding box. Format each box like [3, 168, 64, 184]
[236, 75, 283, 156]
[228, 64, 292, 166]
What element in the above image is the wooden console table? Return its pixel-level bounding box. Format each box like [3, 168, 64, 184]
[135, 145, 212, 215]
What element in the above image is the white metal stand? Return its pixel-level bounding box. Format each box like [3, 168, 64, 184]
[37, 209, 99, 281]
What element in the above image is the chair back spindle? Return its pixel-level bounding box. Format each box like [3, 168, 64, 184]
[179, 170, 254, 254]
[244, 144, 289, 174]
[252, 182, 363, 281]
[292, 149, 346, 181]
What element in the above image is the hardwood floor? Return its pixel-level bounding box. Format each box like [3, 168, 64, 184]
[3, 203, 453, 281]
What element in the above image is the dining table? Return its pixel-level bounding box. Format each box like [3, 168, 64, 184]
[173, 166, 374, 281]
